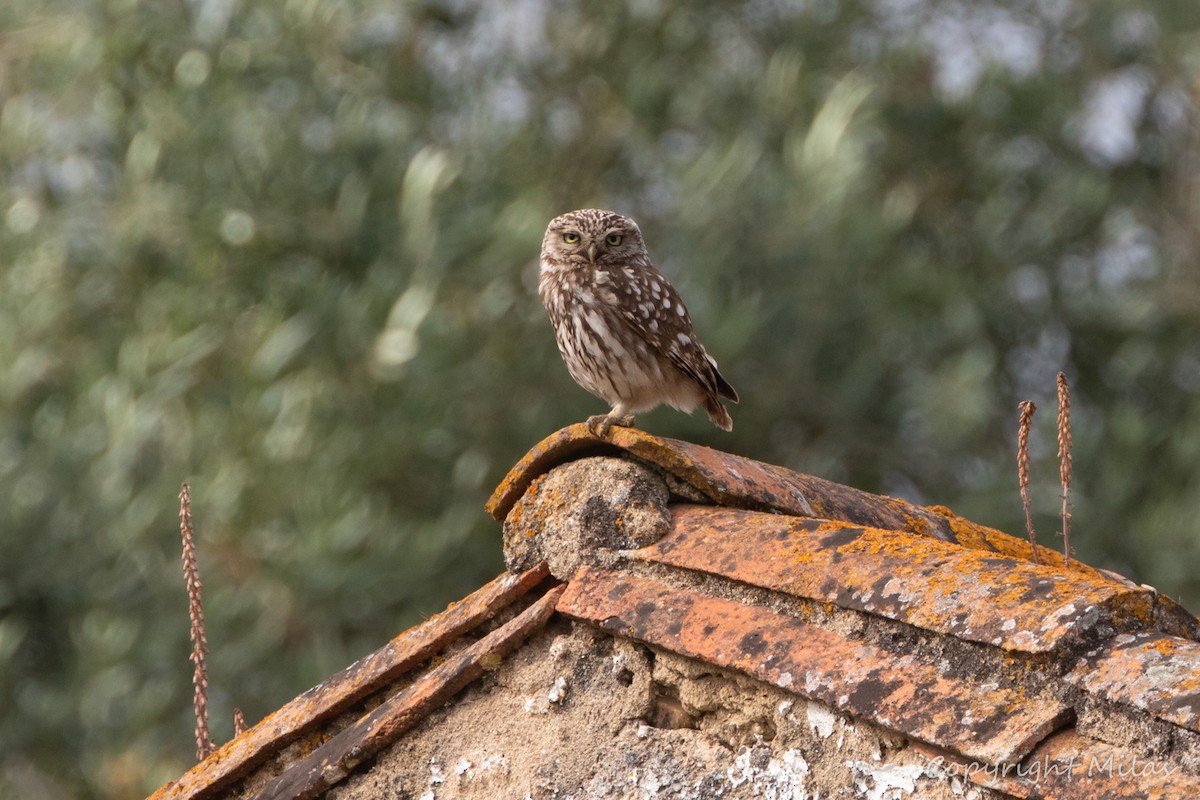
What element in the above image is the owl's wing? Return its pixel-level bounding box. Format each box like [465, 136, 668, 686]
[611, 265, 730, 400]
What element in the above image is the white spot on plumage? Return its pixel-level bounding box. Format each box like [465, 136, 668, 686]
[583, 310, 609, 343]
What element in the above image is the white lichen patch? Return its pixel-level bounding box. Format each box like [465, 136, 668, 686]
[418, 756, 447, 800]
[806, 701, 838, 739]
[848, 758, 928, 800]
[727, 747, 811, 799]
[549, 676, 571, 704]
[523, 695, 548, 715]
[1047, 603, 1077, 628]
[460, 753, 509, 781]
[1011, 630, 1036, 648]
[629, 766, 672, 795]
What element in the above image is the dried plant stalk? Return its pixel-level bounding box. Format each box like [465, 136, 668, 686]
[233, 708, 248, 738]
[180, 483, 213, 761]
[1017, 401, 1040, 564]
[1056, 373, 1073, 565]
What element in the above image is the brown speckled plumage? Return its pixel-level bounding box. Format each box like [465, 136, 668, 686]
[539, 209, 738, 436]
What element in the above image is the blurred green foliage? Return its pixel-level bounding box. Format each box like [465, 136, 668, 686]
[2, 0, 1200, 796]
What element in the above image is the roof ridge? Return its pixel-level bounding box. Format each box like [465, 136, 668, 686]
[488, 425, 1120, 579]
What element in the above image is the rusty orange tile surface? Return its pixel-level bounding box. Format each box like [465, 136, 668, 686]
[635, 505, 1155, 654]
[485, 426, 1120, 580]
[949, 729, 1200, 800]
[1066, 632, 1200, 733]
[148, 564, 549, 800]
[557, 567, 1069, 765]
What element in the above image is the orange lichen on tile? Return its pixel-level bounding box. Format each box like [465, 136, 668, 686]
[930, 505, 1067, 569]
[557, 567, 1069, 765]
[1066, 632, 1200, 733]
[635, 505, 1154, 654]
[148, 563, 550, 800]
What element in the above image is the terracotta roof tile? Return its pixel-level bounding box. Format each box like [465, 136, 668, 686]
[637, 504, 1155, 654]
[1067, 631, 1200, 734]
[149, 564, 549, 800]
[487, 425, 1106, 575]
[557, 566, 1069, 765]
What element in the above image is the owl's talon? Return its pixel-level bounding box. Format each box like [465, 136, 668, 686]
[585, 413, 634, 439]
[585, 414, 613, 438]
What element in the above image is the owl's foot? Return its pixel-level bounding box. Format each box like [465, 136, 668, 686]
[586, 413, 635, 439]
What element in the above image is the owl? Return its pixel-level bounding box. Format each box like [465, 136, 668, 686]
[539, 209, 738, 437]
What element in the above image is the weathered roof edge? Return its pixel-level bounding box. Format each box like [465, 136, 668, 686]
[149, 563, 549, 800]
[251, 584, 564, 800]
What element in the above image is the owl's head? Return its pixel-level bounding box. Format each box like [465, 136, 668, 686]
[541, 209, 647, 268]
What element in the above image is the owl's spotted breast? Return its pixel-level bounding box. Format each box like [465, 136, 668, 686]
[538, 209, 737, 436]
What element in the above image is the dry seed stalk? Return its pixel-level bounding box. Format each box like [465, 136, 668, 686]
[180, 483, 213, 761]
[1056, 373, 1073, 565]
[1017, 400, 1039, 564]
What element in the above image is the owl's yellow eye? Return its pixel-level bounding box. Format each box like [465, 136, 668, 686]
[562, 232, 580, 244]
[606, 234, 623, 246]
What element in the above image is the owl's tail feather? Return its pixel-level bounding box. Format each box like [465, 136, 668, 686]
[705, 357, 738, 403]
[703, 396, 734, 431]
[715, 369, 739, 403]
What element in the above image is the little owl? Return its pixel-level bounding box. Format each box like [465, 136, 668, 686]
[539, 209, 738, 437]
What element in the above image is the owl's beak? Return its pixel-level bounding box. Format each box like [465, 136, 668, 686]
[586, 243, 597, 264]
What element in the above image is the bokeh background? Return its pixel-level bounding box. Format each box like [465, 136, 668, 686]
[3, 0, 1200, 796]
